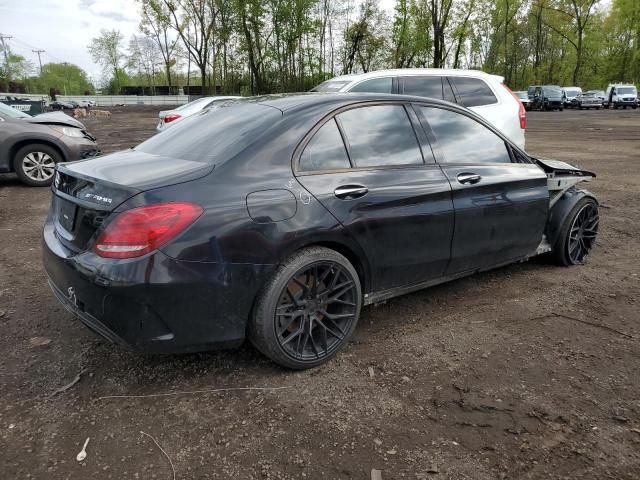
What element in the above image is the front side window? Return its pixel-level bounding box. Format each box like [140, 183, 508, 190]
[451, 77, 497, 107]
[337, 105, 423, 168]
[418, 106, 511, 164]
[349, 77, 392, 93]
[299, 119, 351, 172]
[402, 76, 443, 99]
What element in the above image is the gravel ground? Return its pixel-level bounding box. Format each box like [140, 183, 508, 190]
[0, 106, 639, 479]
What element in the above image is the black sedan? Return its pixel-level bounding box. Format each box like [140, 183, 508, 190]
[43, 94, 599, 369]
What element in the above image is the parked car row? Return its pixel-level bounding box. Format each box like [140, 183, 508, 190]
[520, 83, 637, 111]
[50, 99, 96, 111]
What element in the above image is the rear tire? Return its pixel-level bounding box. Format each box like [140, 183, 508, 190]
[249, 247, 362, 369]
[13, 143, 62, 187]
[551, 197, 599, 266]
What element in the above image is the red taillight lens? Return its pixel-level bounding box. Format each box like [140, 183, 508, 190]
[93, 202, 203, 259]
[163, 114, 181, 123]
[503, 83, 527, 129]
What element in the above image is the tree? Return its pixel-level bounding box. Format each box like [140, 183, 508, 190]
[139, 0, 180, 87]
[88, 30, 126, 93]
[24, 63, 94, 95]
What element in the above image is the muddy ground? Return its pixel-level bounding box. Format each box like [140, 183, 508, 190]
[0, 106, 639, 479]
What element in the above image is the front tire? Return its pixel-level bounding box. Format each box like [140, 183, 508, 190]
[13, 143, 61, 187]
[249, 247, 362, 369]
[552, 197, 599, 266]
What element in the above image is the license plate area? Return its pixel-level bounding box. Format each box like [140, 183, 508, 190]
[57, 197, 78, 233]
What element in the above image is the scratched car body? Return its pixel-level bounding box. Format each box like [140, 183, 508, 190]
[42, 94, 599, 369]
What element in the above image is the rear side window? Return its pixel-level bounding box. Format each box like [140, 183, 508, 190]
[136, 103, 281, 164]
[402, 76, 443, 99]
[349, 77, 392, 93]
[418, 106, 511, 164]
[337, 105, 422, 168]
[452, 77, 497, 107]
[299, 119, 350, 171]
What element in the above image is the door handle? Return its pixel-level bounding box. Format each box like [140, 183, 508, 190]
[457, 173, 482, 185]
[334, 185, 369, 199]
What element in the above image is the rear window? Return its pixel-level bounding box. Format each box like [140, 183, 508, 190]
[311, 80, 351, 92]
[402, 76, 443, 99]
[136, 103, 281, 164]
[451, 77, 497, 107]
[349, 77, 392, 93]
[337, 105, 422, 168]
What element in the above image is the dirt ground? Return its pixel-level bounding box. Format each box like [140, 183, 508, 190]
[1, 106, 639, 480]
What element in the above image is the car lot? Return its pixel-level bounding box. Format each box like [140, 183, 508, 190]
[1, 107, 639, 479]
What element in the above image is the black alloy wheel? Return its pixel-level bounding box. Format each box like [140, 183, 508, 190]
[552, 197, 599, 266]
[249, 247, 362, 369]
[275, 261, 358, 361]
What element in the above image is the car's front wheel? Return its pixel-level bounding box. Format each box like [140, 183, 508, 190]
[13, 143, 61, 187]
[249, 247, 362, 369]
[552, 197, 599, 266]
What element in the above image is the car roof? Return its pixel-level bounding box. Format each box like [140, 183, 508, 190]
[325, 68, 504, 83]
[248, 92, 460, 113]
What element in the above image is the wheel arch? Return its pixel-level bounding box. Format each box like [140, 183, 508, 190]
[280, 238, 372, 295]
[545, 187, 598, 247]
[9, 139, 67, 171]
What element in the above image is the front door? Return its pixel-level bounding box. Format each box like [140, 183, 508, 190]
[415, 104, 549, 274]
[295, 103, 454, 291]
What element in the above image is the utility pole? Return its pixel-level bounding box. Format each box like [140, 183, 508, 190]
[0, 34, 13, 82]
[62, 61, 69, 96]
[32, 49, 45, 75]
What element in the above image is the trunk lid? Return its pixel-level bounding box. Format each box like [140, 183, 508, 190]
[52, 149, 213, 253]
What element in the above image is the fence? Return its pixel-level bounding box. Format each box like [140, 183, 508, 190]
[58, 95, 189, 106]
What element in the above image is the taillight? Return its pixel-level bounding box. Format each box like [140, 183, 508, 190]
[93, 202, 203, 259]
[502, 84, 527, 129]
[163, 114, 182, 123]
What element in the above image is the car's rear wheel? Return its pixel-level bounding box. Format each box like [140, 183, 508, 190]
[552, 197, 599, 266]
[249, 247, 362, 369]
[13, 144, 61, 187]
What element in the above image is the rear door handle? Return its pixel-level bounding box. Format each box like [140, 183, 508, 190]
[334, 185, 369, 200]
[457, 173, 482, 185]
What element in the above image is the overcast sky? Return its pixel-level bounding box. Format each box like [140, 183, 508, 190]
[0, 0, 146, 82]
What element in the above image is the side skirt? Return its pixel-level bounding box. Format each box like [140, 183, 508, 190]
[363, 256, 529, 306]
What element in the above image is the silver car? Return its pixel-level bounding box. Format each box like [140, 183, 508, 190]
[157, 96, 241, 131]
[0, 102, 98, 186]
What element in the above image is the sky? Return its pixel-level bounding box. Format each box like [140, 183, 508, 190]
[0, 0, 142, 82]
[0, 0, 394, 85]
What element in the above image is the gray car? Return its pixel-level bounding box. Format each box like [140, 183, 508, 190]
[0, 102, 98, 186]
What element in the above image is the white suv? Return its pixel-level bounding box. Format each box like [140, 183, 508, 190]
[312, 69, 526, 149]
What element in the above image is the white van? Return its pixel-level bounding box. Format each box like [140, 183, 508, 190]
[312, 69, 526, 149]
[604, 84, 638, 109]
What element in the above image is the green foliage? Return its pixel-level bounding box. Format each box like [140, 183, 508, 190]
[23, 63, 95, 95]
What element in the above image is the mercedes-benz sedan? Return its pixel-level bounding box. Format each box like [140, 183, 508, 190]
[43, 94, 599, 369]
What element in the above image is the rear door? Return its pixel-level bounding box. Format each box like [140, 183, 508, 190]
[295, 102, 454, 291]
[414, 104, 548, 274]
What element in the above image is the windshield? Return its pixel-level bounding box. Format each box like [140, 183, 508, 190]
[564, 89, 581, 97]
[310, 80, 351, 92]
[515, 91, 528, 100]
[543, 86, 562, 96]
[616, 87, 637, 95]
[137, 103, 282, 163]
[0, 101, 32, 119]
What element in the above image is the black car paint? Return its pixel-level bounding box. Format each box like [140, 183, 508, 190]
[43, 93, 569, 354]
